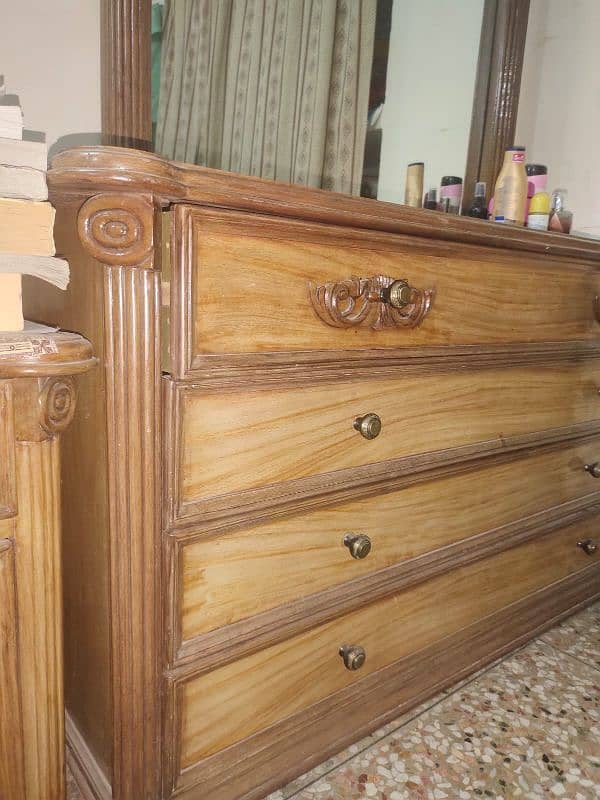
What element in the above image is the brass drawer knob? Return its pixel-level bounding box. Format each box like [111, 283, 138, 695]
[343, 533, 372, 560]
[584, 462, 600, 478]
[577, 539, 598, 556]
[339, 644, 366, 671]
[380, 279, 414, 309]
[354, 412, 381, 440]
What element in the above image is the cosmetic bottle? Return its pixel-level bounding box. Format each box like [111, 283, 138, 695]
[404, 162, 424, 208]
[526, 164, 548, 202]
[526, 191, 550, 230]
[493, 146, 527, 225]
[423, 188, 438, 211]
[548, 189, 573, 234]
[467, 181, 488, 219]
[440, 176, 462, 214]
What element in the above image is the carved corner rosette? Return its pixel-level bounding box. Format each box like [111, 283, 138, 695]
[77, 192, 156, 268]
[308, 275, 434, 331]
[12, 377, 77, 442]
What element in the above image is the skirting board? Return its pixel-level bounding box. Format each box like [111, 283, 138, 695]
[66, 712, 112, 800]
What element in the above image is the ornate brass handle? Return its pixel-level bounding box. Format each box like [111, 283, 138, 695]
[584, 463, 600, 478]
[577, 539, 598, 556]
[354, 412, 381, 440]
[339, 644, 366, 671]
[343, 533, 372, 559]
[308, 274, 434, 331]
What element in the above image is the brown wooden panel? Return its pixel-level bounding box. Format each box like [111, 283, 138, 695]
[0, 383, 15, 519]
[175, 364, 600, 510]
[178, 518, 598, 767]
[0, 535, 26, 799]
[173, 207, 600, 370]
[178, 440, 600, 641]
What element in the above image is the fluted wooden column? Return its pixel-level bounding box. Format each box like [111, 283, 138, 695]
[0, 334, 96, 800]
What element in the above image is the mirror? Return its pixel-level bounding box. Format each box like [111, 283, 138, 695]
[101, 0, 530, 215]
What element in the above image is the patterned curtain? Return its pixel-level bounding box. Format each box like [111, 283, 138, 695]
[155, 0, 376, 195]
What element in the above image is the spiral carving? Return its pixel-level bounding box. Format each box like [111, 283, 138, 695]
[39, 378, 77, 435]
[309, 275, 434, 330]
[78, 194, 154, 266]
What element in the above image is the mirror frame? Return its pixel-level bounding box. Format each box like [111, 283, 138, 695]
[100, 0, 530, 209]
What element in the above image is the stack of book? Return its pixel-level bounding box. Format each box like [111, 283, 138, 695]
[0, 77, 69, 331]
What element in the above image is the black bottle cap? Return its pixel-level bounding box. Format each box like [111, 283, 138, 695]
[440, 176, 462, 186]
[526, 163, 548, 176]
[507, 146, 526, 151]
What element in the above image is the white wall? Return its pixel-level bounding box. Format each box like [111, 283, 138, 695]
[1, 1, 101, 159]
[378, 0, 484, 204]
[516, 0, 600, 235]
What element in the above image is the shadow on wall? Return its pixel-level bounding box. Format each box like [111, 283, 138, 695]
[49, 132, 103, 161]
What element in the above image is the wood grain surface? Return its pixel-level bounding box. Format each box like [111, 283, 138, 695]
[178, 518, 598, 767]
[179, 440, 600, 640]
[174, 208, 600, 361]
[177, 364, 600, 506]
[0, 534, 26, 800]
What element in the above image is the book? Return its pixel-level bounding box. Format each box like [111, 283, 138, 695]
[0, 197, 55, 255]
[0, 254, 69, 289]
[0, 273, 23, 331]
[0, 106, 23, 140]
[0, 164, 47, 200]
[0, 137, 47, 171]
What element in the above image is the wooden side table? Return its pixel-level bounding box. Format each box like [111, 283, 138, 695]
[0, 331, 95, 800]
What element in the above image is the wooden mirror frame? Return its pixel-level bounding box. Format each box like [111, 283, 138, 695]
[101, 0, 530, 206]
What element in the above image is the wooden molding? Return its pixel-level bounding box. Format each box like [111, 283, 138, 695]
[166, 566, 600, 799]
[463, 0, 531, 212]
[66, 713, 112, 800]
[48, 147, 600, 264]
[0, 383, 16, 519]
[100, 0, 152, 149]
[168, 493, 600, 673]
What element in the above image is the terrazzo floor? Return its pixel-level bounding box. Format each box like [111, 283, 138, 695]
[67, 601, 600, 800]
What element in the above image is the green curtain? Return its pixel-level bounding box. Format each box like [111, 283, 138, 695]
[155, 0, 376, 195]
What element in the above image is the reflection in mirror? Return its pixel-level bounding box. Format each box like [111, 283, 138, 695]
[151, 0, 484, 206]
[376, 0, 484, 206]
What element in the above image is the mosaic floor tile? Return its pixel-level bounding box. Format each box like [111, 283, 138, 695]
[542, 601, 600, 672]
[289, 640, 600, 800]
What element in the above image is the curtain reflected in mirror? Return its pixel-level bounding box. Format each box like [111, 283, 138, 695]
[151, 0, 485, 204]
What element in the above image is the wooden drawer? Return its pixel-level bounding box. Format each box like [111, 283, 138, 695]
[177, 518, 599, 768]
[168, 363, 600, 519]
[177, 440, 600, 642]
[169, 207, 600, 375]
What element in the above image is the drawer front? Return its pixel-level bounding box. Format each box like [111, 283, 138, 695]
[179, 519, 599, 767]
[171, 206, 600, 369]
[173, 363, 600, 514]
[179, 441, 600, 641]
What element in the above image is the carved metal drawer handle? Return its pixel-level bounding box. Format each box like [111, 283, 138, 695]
[577, 539, 598, 556]
[354, 412, 381, 440]
[339, 644, 366, 671]
[343, 533, 372, 560]
[584, 462, 600, 478]
[309, 275, 434, 331]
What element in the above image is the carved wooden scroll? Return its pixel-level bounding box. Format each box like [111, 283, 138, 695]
[309, 275, 434, 331]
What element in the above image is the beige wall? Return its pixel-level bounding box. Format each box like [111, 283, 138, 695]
[1, 0, 101, 158]
[516, 0, 600, 235]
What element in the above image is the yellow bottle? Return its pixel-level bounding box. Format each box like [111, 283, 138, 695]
[493, 146, 528, 225]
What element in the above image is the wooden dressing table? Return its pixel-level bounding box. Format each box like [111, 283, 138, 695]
[24, 146, 600, 800]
